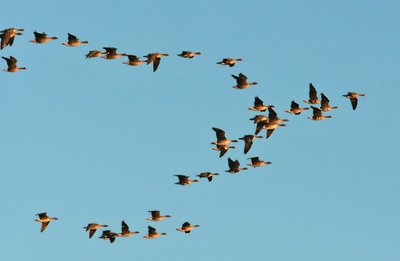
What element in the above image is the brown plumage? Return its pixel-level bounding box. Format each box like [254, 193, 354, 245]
[238, 134, 263, 154]
[2, 56, 26, 72]
[174, 175, 199, 185]
[226, 158, 247, 174]
[30, 31, 58, 43]
[247, 157, 272, 168]
[303, 83, 320, 104]
[62, 33, 88, 46]
[320, 93, 338, 111]
[0, 28, 24, 49]
[285, 101, 309, 115]
[248, 97, 274, 112]
[144, 53, 169, 72]
[343, 92, 365, 110]
[217, 58, 243, 67]
[35, 212, 58, 232]
[231, 73, 258, 89]
[308, 106, 332, 120]
[147, 210, 171, 221]
[178, 51, 201, 58]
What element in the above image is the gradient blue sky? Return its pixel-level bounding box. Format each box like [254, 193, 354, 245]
[1, 1, 399, 260]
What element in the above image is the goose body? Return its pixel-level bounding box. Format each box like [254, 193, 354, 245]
[308, 106, 332, 120]
[217, 58, 242, 67]
[35, 212, 58, 232]
[143, 226, 166, 239]
[285, 101, 309, 115]
[239, 134, 263, 154]
[226, 158, 247, 174]
[197, 172, 219, 182]
[30, 31, 57, 43]
[231, 73, 257, 89]
[144, 53, 169, 72]
[176, 222, 200, 233]
[343, 92, 365, 110]
[2, 56, 26, 72]
[211, 127, 238, 146]
[146, 210, 171, 221]
[303, 83, 320, 104]
[178, 51, 201, 58]
[62, 33, 88, 46]
[116, 220, 139, 237]
[175, 175, 199, 185]
[248, 97, 273, 112]
[247, 157, 272, 168]
[0, 28, 24, 49]
[320, 93, 338, 111]
[83, 223, 108, 238]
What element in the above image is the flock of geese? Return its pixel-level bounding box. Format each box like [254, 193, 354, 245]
[2, 27, 365, 244]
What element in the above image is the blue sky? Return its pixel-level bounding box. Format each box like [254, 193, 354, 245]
[1, 0, 399, 260]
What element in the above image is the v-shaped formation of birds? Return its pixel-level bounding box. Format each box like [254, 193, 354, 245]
[2, 27, 365, 243]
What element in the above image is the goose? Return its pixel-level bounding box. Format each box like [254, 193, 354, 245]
[178, 51, 201, 58]
[211, 144, 235, 158]
[30, 31, 57, 43]
[143, 226, 166, 239]
[255, 107, 288, 139]
[248, 97, 274, 112]
[102, 47, 127, 59]
[62, 33, 88, 46]
[197, 172, 219, 182]
[217, 58, 242, 67]
[226, 158, 247, 174]
[144, 53, 169, 72]
[146, 210, 171, 222]
[85, 50, 103, 59]
[238, 134, 263, 154]
[123, 55, 145, 66]
[303, 83, 320, 104]
[175, 175, 199, 185]
[255, 120, 287, 139]
[83, 223, 108, 238]
[285, 101, 309, 115]
[308, 106, 332, 120]
[176, 222, 200, 233]
[116, 220, 139, 237]
[320, 93, 338, 111]
[211, 127, 238, 146]
[99, 230, 117, 243]
[247, 157, 272, 168]
[2, 56, 26, 72]
[0, 28, 23, 49]
[343, 92, 365, 110]
[35, 212, 58, 232]
[249, 115, 269, 124]
[231, 73, 258, 89]
[268, 107, 289, 124]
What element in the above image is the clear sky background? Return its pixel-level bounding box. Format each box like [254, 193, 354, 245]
[1, 0, 399, 260]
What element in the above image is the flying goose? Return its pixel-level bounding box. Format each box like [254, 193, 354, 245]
[178, 51, 201, 58]
[211, 127, 238, 146]
[211, 144, 235, 157]
[2, 56, 26, 72]
[248, 97, 273, 112]
[0, 28, 24, 49]
[285, 101, 309, 115]
[247, 157, 272, 168]
[197, 172, 219, 182]
[99, 230, 117, 243]
[35, 212, 58, 232]
[308, 106, 332, 120]
[343, 92, 365, 110]
[144, 53, 169, 72]
[123, 55, 145, 66]
[143, 226, 166, 239]
[176, 222, 200, 233]
[146, 210, 171, 222]
[102, 47, 127, 59]
[226, 158, 247, 174]
[30, 31, 57, 43]
[83, 223, 108, 238]
[231, 73, 258, 89]
[217, 58, 243, 67]
[303, 83, 320, 104]
[116, 220, 140, 237]
[238, 134, 263, 154]
[62, 33, 88, 46]
[320, 93, 338, 111]
[174, 175, 199, 185]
